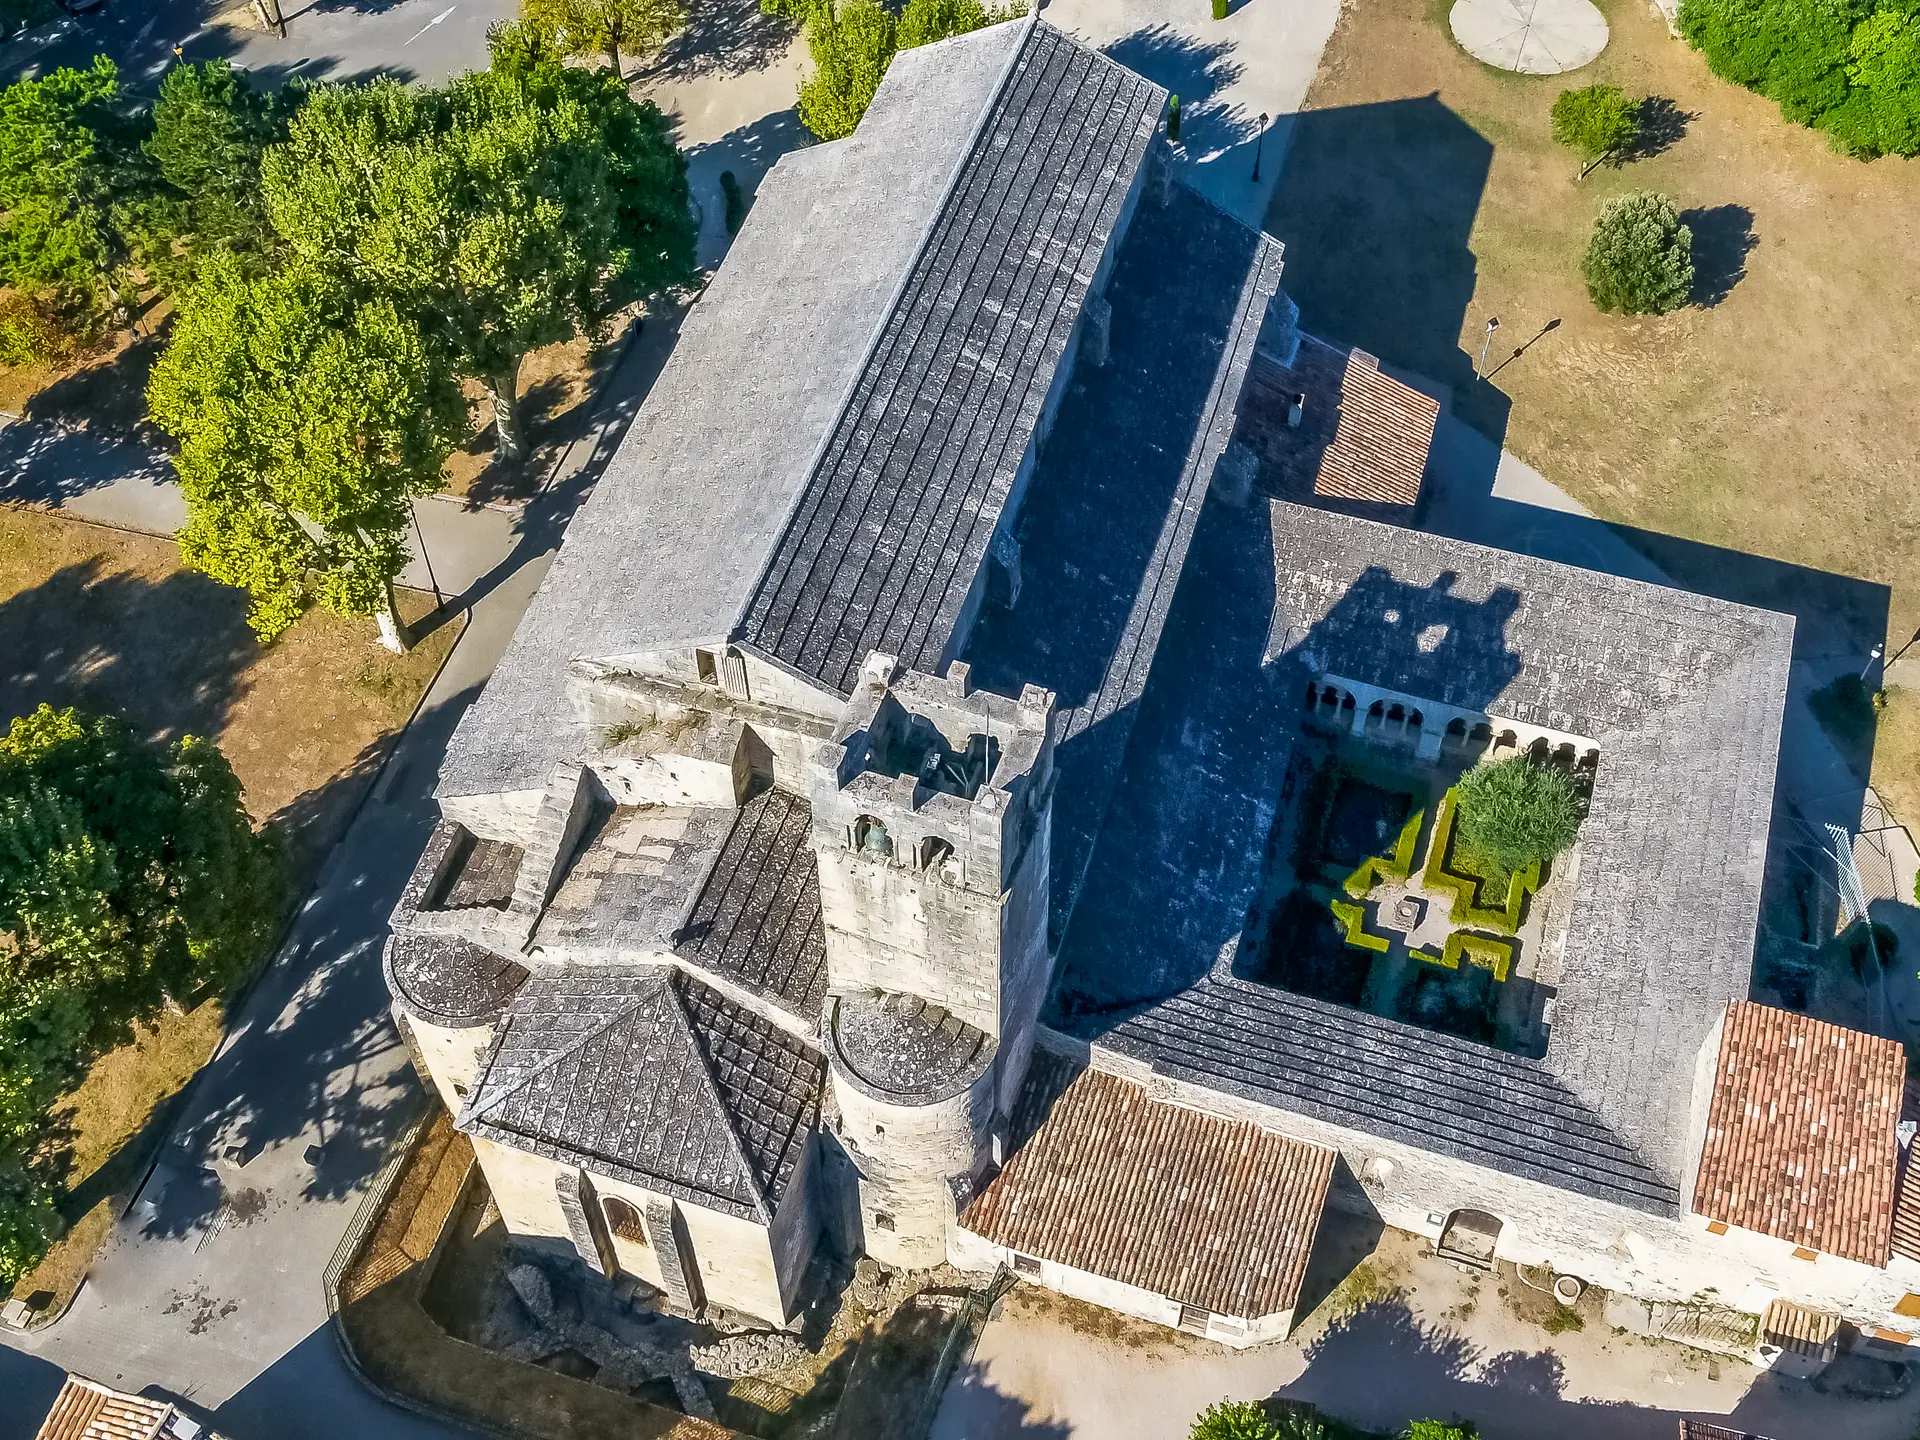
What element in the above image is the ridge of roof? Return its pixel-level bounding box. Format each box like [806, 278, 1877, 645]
[724, 12, 1040, 651]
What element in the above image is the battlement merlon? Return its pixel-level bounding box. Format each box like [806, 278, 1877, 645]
[808, 654, 1056, 897]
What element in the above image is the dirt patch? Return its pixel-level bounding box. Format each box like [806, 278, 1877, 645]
[1873, 687, 1920, 857]
[1266, 0, 1920, 650]
[441, 314, 637, 506]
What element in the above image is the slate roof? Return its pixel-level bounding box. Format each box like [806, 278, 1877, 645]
[436, 21, 1033, 801]
[962, 180, 1285, 935]
[31, 1377, 199, 1440]
[960, 1048, 1336, 1319]
[1055, 500, 1794, 1212]
[460, 967, 824, 1222]
[738, 22, 1165, 696]
[829, 991, 995, 1103]
[676, 787, 829, 1025]
[1693, 1001, 1902, 1266]
[385, 932, 530, 1029]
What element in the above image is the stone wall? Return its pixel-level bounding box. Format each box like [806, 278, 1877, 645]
[407, 1017, 494, 1115]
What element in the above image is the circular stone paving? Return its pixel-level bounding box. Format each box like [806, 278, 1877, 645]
[1448, 0, 1609, 75]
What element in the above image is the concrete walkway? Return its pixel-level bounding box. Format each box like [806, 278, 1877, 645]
[0, 313, 678, 1440]
[1043, 0, 1342, 231]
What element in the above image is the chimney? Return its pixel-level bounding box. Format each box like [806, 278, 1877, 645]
[1288, 392, 1306, 428]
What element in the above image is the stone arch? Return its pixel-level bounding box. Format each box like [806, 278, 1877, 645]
[1469, 722, 1493, 748]
[602, 1196, 648, 1246]
[854, 815, 893, 857]
[1365, 700, 1386, 733]
[1387, 702, 1406, 724]
[1340, 692, 1356, 716]
[1553, 742, 1576, 767]
[917, 835, 954, 872]
[1527, 736, 1550, 761]
[1579, 748, 1600, 770]
[1408, 709, 1425, 732]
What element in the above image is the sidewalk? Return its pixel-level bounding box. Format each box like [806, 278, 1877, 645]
[0, 310, 675, 1440]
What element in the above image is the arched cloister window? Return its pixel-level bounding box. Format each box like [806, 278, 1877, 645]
[854, 815, 893, 858]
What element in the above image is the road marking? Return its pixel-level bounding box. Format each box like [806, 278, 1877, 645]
[405, 4, 457, 44]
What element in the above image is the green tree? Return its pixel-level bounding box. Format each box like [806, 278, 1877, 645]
[147, 253, 468, 646]
[1832, 8, 1920, 157]
[796, 0, 1019, 141]
[1550, 83, 1640, 177]
[262, 26, 693, 462]
[0, 57, 142, 360]
[1405, 1423, 1476, 1440]
[1190, 1400, 1279, 1440]
[0, 704, 282, 1285]
[1453, 755, 1585, 876]
[137, 59, 296, 288]
[1581, 190, 1694, 315]
[523, 0, 687, 79]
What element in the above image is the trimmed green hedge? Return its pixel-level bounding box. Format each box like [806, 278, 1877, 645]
[1329, 897, 1391, 953]
[1415, 930, 1515, 983]
[1423, 789, 1540, 935]
[1341, 805, 1426, 898]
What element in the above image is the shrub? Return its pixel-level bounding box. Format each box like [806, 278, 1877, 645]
[1454, 756, 1584, 875]
[0, 291, 65, 367]
[1406, 1421, 1477, 1440]
[1416, 930, 1515, 983]
[1192, 1400, 1279, 1440]
[1423, 788, 1541, 935]
[1581, 191, 1693, 314]
[1330, 897, 1391, 953]
[1169, 92, 1182, 143]
[1342, 805, 1425, 897]
[1551, 83, 1641, 175]
[1213, 0, 1229, 17]
[1678, 0, 1920, 157]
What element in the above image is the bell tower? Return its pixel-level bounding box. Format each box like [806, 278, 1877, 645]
[808, 653, 1056, 1265]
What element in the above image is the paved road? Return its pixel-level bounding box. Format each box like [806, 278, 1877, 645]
[0, 313, 679, 1438]
[2, 0, 514, 94]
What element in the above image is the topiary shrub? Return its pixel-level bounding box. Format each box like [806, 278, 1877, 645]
[1191, 1400, 1279, 1440]
[1213, 0, 1229, 18]
[1453, 756, 1584, 876]
[1582, 191, 1693, 314]
[1342, 805, 1426, 897]
[1169, 92, 1182, 142]
[1551, 83, 1641, 176]
[1329, 896, 1391, 952]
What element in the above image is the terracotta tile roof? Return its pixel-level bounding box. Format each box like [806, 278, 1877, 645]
[1692, 1001, 1903, 1266]
[1759, 1297, 1839, 1357]
[1677, 1424, 1775, 1440]
[34, 1377, 172, 1440]
[1237, 335, 1439, 512]
[959, 1049, 1335, 1319]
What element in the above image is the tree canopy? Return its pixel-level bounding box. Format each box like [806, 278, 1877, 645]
[1679, 0, 1920, 156]
[148, 252, 468, 644]
[1453, 755, 1585, 876]
[0, 705, 282, 1285]
[1549, 83, 1640, 176]
[138, 59, 295, 288]
[1581, 190, 1694, 315]
[0, 57, 141, 361]
[262, 24, 694, 461]
[523, 0, 687, 78]
[794, 0, 1021, 141]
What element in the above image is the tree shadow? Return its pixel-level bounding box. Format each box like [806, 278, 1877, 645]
[1104, 24, 1251, 164]
[20, 329, 166, 444]
[929, 1363, 1075, 1440]
[1635, 96, 1692, 160]
[0, 559, 256, 746]
[647, 0, 797, 84]
[1682, 203, 1757, 308]
[1265, 94, 1510, 442]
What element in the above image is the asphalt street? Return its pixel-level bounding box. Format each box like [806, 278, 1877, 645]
[2, 0, 516, 95]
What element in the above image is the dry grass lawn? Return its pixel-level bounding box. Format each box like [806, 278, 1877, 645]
[1266, 0, 1920, 650]
[2, 506, 457, 1313]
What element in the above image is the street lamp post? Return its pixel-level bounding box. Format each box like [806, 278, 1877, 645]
[1251, 111, 1270, 182]
[411, 500, 445, 612]
[1477, 316, 1500, 376]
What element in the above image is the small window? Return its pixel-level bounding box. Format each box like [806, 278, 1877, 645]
[695, 649, 718, 685]
[1791, 1246, 1819, 1262]
[1012, 1253, 1041, 1276]
[873, 1211, 896, 1232]
[1176, 1303, 1210, 1335]
[874, 1123, 886, 1138]
[602, 1196, 649, 1246]
[1705, 1220, 1728, 1235]
[451, 1082, 469, 1098]
[1895, 1294, 1920, 1319]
